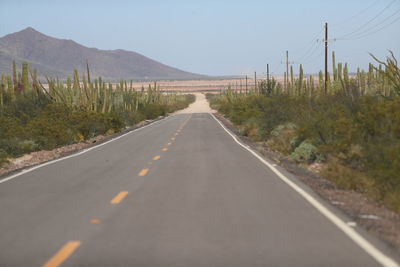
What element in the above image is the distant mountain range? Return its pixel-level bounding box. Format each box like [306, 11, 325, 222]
[0, 27, 206, 80]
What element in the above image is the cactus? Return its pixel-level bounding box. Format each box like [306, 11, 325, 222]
[21, 62, 29, 92]
[290, 65, 294, 93]
[12, 61, 17, 92]
[343, 63, 349, 91]
[0, 78, 4, 113]
[298, 64, 304, 94]
[332, 51, 337, 82]
[318, 71, 324, 92]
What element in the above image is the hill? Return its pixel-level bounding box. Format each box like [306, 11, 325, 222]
[0, 27, 206, 80]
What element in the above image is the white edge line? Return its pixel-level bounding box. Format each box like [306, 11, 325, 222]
[0, 115, 175, 185]
[211, 113, 398, 267]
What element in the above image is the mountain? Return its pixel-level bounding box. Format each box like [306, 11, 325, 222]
[0, 27, 206, 80]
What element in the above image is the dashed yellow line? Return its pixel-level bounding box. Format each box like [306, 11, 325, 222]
[138, 168, 149, 176]
[110, 191, 129, 204]
[167, 142, 172, 146]
[162, 148, 168, 151]
[90, 219, 100, 224]
[152, 155, 160, 161]
[171, 137, 175, 141]
[43, 241, 81, 267]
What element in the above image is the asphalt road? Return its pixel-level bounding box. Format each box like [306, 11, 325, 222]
[0, 112, 398, 267]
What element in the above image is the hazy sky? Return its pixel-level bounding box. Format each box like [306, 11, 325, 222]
[1, 0, 399, 76]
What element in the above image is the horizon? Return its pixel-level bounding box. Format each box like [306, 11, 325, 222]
[0, 0, 399, 77]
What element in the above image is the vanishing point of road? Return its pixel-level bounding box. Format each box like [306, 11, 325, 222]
[0, 94, 398, 267]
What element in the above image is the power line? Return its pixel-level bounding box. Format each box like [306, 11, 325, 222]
[345, 14, 400, 39]
[291, 27, 324, 55]
[298, 42, 321, 63]
[302, 47, 324, 64]
[339, 7, 400, 39]
[331, 0, 381, 27]
[295, 38, 321, 62]
[339, 0, 397, 38]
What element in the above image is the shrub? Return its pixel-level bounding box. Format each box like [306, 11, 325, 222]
[141, 104, 168, 119]
[290, 141, 319, 162]
[210, 92, 400, 211]
[321, 157, 373, 192]
[0, 149, 9, 167]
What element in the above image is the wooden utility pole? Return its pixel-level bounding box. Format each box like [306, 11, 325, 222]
[254, 71, 257, 94]
[267, 64, 270, 84]
[240, 79, 242, 93]
[324, 22, 328, 95]
[245, 75, 248, 94]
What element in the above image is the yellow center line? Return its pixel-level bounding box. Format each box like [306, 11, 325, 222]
[162, 148, 168, 151]
[171, 137, 175, 140]
[110, 191, 129, 204]
[167, 142, 172, 146]
[90, 219, 100, 224]
[43, 241, 81, 267]
[138, 168, 149, 176]
[153, 155, 160, 160]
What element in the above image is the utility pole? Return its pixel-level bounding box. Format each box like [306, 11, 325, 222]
[245, 75, 248, 94]
[281, 51, 294, 92]
[240, 79, 242, 94]
[254, 71, 257, 94]
[267, 64, 270, 84]
[324, 22, 328, 95]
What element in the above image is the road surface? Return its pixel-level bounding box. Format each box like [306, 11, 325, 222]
[0, 94, 398, 267]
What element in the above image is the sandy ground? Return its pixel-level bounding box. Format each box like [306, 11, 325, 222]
[175, 93, 216, 114]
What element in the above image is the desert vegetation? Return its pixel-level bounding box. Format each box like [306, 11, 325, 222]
[208, 52, 400, 211]
[0, 62, 194, 166]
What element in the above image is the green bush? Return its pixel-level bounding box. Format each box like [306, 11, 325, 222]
[141, 104, 168, 119]
[0, 149, 9, 167]
[211, 92, 400, 211]
[291, 141, 319, 162]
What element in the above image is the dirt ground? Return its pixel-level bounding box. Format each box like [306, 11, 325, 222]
[130, 77, 283, 92]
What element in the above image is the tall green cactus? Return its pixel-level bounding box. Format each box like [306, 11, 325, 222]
[318, 71, 324, 92]
[12, 61, 17, 92]
[21, 62, 29, 92]
[0, 77, 4, 113]
[343, 63, 349, 91]
[298, 64, 304, 94]
[337, 63, 342, 82]
[290, 65, 294, 92]
[332, 51, 337, 82]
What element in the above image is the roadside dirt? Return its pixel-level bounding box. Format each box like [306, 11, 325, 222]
[215, 114, 400, 256]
